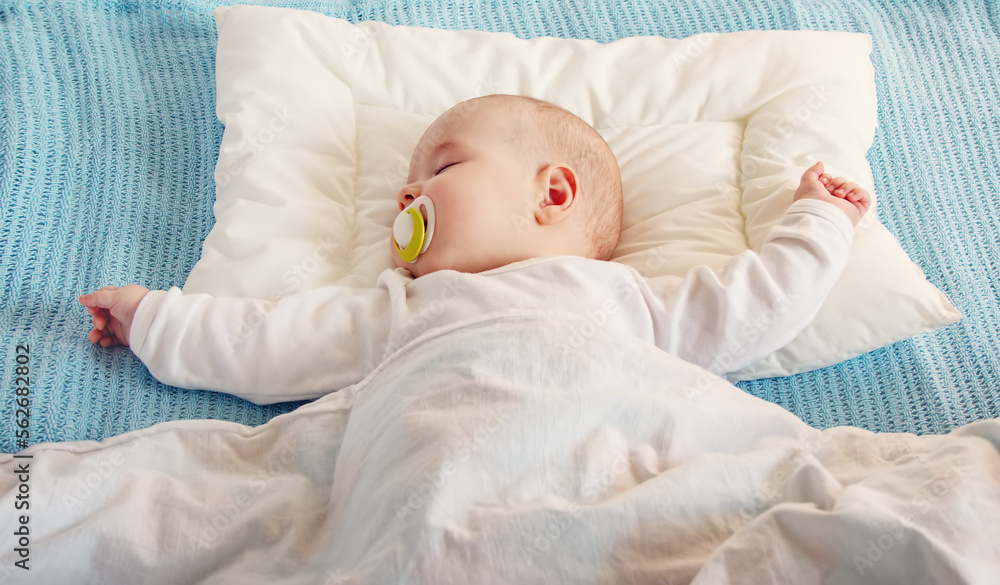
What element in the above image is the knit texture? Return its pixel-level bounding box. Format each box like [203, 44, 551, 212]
[1, 0, 997, 451]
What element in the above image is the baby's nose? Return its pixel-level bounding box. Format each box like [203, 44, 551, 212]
[397, 184, 420, 211]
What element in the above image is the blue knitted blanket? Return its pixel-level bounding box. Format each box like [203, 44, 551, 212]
[1, 0, 998, 451]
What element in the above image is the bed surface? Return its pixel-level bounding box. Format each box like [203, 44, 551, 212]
[1, 0, 999, 451]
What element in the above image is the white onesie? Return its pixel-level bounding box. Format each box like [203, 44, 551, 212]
[129, 199, 853, 404]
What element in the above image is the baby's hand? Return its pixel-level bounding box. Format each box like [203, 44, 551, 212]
[793, 161, 871, 226]
[79, 285, 150, 347]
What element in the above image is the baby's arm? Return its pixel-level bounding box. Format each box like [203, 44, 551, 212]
[639, 162, 869, 374]
[81, 284, 393, 404]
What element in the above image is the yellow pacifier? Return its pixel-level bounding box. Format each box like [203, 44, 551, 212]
[393, 195, 436, 264]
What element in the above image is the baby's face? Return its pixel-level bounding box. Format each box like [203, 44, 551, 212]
[390, 104, 539, 276]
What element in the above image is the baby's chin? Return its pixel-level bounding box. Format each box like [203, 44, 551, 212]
[389, 249, 468, 278]
[388, 239, 518, 277]
[404, 256, 446, 278]
[388, 240, 435, 277]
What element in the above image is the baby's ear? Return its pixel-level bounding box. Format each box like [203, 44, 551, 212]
[535, 164, 579, 225]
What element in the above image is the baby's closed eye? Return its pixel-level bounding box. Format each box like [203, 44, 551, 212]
[434, 162, 458, 175]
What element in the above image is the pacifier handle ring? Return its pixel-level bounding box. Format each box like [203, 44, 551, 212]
[417, 197, 435, 254]
[394, 207, 425, 263]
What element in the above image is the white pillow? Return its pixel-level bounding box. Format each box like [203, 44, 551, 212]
[186, 5, 960, 381]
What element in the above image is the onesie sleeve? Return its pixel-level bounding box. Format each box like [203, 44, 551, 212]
[636, 199, 854, 375]
[129, 283, 394, 404]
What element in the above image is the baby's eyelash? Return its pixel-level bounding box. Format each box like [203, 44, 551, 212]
[434, 162, 457, 176]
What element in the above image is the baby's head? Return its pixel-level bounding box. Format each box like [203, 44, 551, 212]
[390, 94, 623, 277]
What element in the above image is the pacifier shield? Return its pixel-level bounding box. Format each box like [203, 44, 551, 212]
[393, 195, 435, 264]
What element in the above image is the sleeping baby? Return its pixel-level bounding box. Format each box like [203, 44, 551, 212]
[65, 95, 1000, 585]
[79, 94, 870, 403]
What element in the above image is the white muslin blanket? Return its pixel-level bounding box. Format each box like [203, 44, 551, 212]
[2, 312, 999, 584]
